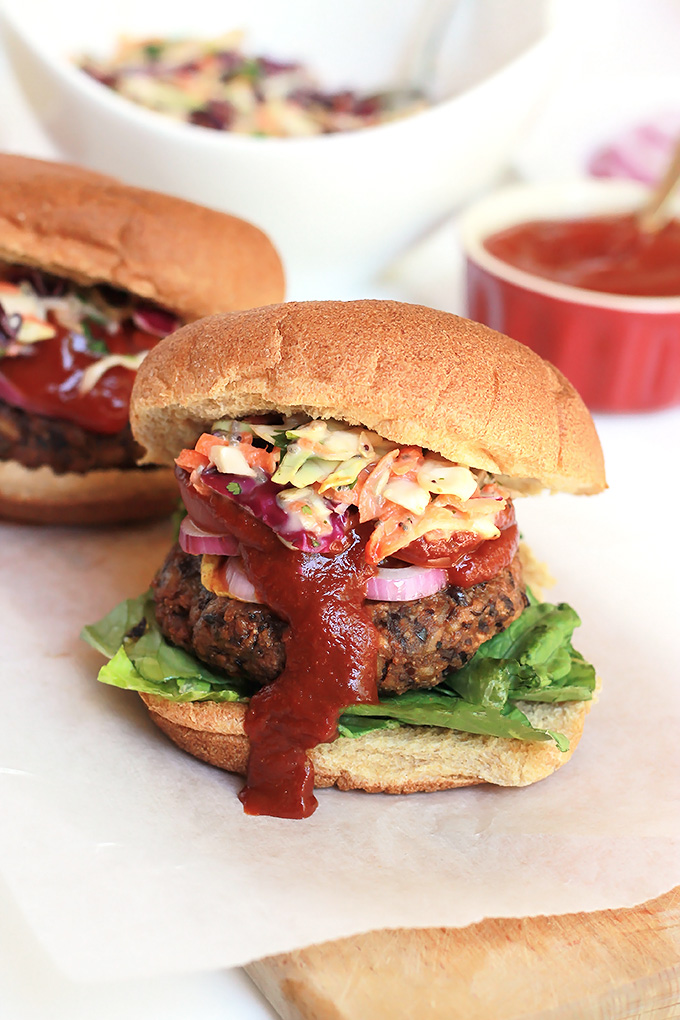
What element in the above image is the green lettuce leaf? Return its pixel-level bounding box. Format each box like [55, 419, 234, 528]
[82, 587, 596, 750]
[337, 715, 401, 738]
[340, 691, 566, 748]
[442, 601, 596, 708]
[82, 593, 248, 704]
[82, 591, 149, 657]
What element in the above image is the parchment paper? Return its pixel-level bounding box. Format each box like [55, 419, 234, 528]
[1, 410, 678, 981]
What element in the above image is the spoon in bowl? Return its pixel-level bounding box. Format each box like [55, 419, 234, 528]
[384, 0, 463, 110]
[637, 135, 680, 232]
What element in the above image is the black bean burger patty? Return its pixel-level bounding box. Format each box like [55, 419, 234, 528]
[152, 544, 528, 695]
[0, 397, 142, 474]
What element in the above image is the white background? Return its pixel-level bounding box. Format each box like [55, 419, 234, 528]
[1, 0, 679, 1017]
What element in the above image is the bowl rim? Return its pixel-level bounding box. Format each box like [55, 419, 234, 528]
[0, 4, 558, 152]
[458, 178, 680, 313]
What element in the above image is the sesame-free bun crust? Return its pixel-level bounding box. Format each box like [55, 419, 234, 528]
[0, 154, 284, 317]
[132, 300, 605, 494]
[0, 154, 282, 524]
[0, 459, 178, 525]
[140, 694, 591, 793]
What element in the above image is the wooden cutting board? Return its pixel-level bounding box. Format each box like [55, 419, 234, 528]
[246, 886, 680, 1020]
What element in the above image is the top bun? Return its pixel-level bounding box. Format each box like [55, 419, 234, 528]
[131, 300, 606, 494]
[0, 154, 284, 318]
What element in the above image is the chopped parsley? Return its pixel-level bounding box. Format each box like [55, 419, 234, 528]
[239, 58, 261, 82]
[226, 481, 242, 495]
[144, 43, 163, 61]
[270, 431, 293, 450]
[82, 320, 109, 356]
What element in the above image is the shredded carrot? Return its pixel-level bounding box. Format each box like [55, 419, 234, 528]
[295, 436, 329, 456]
[481, 482, 505, 498]
[357, 449, 398, 522]
[365, 508, 413, 564]
[319, 485, 359, 507]
[435, 494, 505, 516]
[194, 432, 278, 473]
[175, 448, 209, 472]
[239, 445, 280, 474]
[432, 493, 468, 512]
[365, 503, 468, 564]
[194, 432, 231, 458]
[390, 446, 424, 476]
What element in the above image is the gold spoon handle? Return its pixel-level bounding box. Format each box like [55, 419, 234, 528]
[637, 135, 680, 233]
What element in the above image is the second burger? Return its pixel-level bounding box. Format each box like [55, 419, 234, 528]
[0, 154, 284, 525]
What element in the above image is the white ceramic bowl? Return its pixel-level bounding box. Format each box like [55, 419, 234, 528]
[1, 0, 561, 297]
[459, 179, 680, 411]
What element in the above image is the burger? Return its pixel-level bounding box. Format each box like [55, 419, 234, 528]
[0, 154, 284, 524]
[83, 300, 605, 818]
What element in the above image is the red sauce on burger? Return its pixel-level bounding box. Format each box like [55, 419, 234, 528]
[0, 268, 180, 434]
[395, 501, 518, 587]
[177, 464, 517, 818]
[446, 522, 518, 587]
[240, 525, 379, 818]
[0, 316, 158, 434]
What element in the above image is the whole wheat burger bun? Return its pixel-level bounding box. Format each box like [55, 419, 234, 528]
[132, 299, 605, 495]
[0, 155, 284, 525]
[140, 691, 592, 794]
[0, 460, 180, 526]
[0, 154, 285, 317]
[127, 300, 604, 795]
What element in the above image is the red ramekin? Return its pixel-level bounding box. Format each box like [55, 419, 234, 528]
[459, 180, 680, 412]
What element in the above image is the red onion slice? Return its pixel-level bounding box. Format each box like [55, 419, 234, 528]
[588, 115, 680, 185]
[222, 557, 260, 603]
[366, 564, 447, 602]
[132, 307, 181, 337]
[0, 372, 30, 408]
[179, 517, 239, 556]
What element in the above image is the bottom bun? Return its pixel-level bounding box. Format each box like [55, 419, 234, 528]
[140, 694, 593, 793]
[0, 459, 179, 525]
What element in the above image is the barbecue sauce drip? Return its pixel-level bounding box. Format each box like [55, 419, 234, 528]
[484, 214, 680, 297]
[177, 467, 380, 818]
[176, 469, 518, 817]
[394, 500, 518, 587]
[240, 528, 380, 817]
[0, 317, 159, 434]
[446, 523, 519, 587]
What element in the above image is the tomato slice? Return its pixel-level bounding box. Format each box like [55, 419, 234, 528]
[392, 500, 518, 586]
[393, 530, 484, 567]
[394, 501, 515, 567]
[447, 524, 519, 587]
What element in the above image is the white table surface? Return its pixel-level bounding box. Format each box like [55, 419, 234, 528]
[2, 4, 680, 1016]
[0, 42, 285, 1020]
